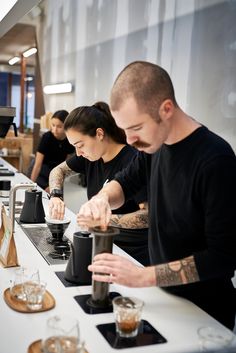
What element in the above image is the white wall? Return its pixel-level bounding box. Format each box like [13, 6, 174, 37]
[39, 0, 236, 150]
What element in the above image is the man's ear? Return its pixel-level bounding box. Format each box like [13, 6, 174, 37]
[159, 99, 174, 120]
[96, 128, 104, 140]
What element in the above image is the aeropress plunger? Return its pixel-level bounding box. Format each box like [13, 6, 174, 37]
[87, 226, 119, 309]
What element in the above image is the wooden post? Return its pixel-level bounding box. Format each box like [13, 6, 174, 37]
[19, 54, 26, 133]
[7, 73, 12, 106]
[33, 43, 45, 153]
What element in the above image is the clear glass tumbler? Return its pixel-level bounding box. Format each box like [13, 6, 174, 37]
[198, 326, 234, 351]
[23, 281, 46, 310]
[10, 267, 40, 301]
[42, 315, 80, 353]
[112, 296, 144, 338]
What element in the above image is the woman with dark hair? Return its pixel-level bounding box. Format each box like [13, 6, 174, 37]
[31, 110, 74, 192]
[48, 102, 149, 265]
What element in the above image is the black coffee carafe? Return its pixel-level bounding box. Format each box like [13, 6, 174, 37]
[87, 226, 119, 309]
[19, 189, 45, 223]
[64, 231, 92, 285]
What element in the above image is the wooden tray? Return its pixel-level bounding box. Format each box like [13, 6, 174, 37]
[28, 339, 89, 353]
[4, 288, 55, 313]
[28, 340, 41, 353]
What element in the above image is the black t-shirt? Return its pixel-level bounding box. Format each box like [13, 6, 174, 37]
[66, 145, 149, 266]
[114, 126, 236, 327]
[115, 126, 236, 278]
[66, 145, 146, 214]
[38, 131, 74, 168]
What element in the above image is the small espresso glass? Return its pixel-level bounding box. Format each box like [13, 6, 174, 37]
[198, 326, 234, 351]
[10, 267, 40, 301]
[42, 315, 80, 353]
[112, 296, 144, 338]
[23, 281, 46, 310]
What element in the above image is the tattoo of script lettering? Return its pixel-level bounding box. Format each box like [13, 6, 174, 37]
[155, 256, 199, 287]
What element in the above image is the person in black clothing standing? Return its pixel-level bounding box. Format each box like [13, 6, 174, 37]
[78, 61, 236, 330]
[48, 102, 149, 266]
[31, 110, 74, 192]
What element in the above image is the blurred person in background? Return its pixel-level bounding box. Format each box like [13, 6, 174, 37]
[30, 110, 74, 192]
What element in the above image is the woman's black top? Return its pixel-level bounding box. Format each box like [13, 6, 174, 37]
[36, 131, 74, 189]
[67, 145, 149, 265]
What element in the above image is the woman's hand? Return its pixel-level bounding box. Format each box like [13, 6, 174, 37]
[77, 193, 112, 230]
[88, 253, 156, 287]
[49, 197, 65, 220]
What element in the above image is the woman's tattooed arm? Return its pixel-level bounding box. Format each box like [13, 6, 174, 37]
[110, 204, 149, 229]
[49, 162, 75, 191]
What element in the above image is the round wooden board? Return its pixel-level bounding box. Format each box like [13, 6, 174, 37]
[28, 339, 89, 353]
[27, 340, 42, 353]
[3, 287, 55, 313]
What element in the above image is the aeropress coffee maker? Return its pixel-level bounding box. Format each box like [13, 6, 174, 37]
[74, 226, 121, 314]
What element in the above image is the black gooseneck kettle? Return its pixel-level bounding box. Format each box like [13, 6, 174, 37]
[64, 231, 92, 285]
[19, 188, 45, 223]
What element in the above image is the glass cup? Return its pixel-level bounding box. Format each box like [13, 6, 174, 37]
[42, 315, 80, 353]
[10, 267, 40, 301]
[112, 296, 144, 338]
[23, 281, 47, 310]
[198, 326, 234, 351]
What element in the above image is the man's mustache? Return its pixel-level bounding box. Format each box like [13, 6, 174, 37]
[131, 141, 151, 149]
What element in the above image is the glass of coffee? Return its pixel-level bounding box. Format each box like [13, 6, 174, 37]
[112, 296, 144, 338]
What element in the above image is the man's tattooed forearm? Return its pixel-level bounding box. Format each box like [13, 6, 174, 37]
[155, 256, 199, 287]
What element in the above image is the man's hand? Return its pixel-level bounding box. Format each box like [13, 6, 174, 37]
[88, 253, 156, 287]
[49, 197, 65, 220]
[77, 193, 112, 230]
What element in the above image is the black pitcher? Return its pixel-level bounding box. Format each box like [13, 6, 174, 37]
[19, 189, 45, 223]
[64, 231, 92, 285]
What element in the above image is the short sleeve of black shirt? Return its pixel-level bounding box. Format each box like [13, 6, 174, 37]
[66, 155, 87, 174]
[114, 151, 150, 203]
[37, 131, 74, 168]
[37, 132, 51, 155]
[66, 146, 148, 214]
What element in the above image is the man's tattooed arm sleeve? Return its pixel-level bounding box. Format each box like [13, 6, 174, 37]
[154, 256, 199, 287]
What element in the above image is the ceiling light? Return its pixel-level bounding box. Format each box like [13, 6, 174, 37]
[43, 83, 73, 94]
[24, 76, 33, 81]
[29, 5, 42, 19]
[9, 56, 20, 65]
[23, 47, 37, 58]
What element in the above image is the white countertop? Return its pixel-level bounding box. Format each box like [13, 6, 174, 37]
[0, 157, 235, 353]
